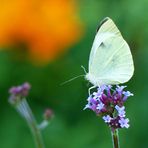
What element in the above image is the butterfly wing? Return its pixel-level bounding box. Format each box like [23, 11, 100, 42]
[86, 17, 134, 86]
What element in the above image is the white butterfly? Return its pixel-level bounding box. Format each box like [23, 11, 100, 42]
[85, 17, 134, 89]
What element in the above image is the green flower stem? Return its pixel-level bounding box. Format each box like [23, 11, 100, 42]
[111, 129, 120, 148]
[17, 99, 45, 148]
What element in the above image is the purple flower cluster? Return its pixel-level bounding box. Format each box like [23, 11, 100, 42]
[9, 82, 31, 105]
[84, 85, 133, 129]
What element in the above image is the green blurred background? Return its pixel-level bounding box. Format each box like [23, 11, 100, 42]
[0, 0, 147, 147]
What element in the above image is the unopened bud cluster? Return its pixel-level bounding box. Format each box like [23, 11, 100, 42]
[8, 82, 31, 105]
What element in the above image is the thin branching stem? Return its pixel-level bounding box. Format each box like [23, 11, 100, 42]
[17, 99, 45, 148]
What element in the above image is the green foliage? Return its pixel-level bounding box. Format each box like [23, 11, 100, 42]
[0, 0, 148, 147]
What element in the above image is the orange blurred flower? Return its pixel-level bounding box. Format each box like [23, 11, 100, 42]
[0, 0, 83, 64]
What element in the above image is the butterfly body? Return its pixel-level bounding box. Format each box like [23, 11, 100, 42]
[86, 17, 134, 87]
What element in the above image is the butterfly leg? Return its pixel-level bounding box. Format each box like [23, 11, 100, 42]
[88, 85, 96, 96]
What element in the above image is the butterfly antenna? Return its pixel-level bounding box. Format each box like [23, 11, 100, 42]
[60, 75, 85, 86]
[81, 65, 87, 74]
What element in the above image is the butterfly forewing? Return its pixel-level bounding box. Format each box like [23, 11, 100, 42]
[87, 17, 134, 86]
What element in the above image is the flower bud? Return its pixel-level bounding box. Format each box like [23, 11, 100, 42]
[43, 108, 54, 120]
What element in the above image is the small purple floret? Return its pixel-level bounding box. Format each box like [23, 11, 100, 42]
[115, 105, 125, 112]
[96, 102, 104, 110]
[116, 85, 126, 93]
[119, 118, 130, 128]
[103, 115, 112, 123]
[123, 91, 133, 97]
